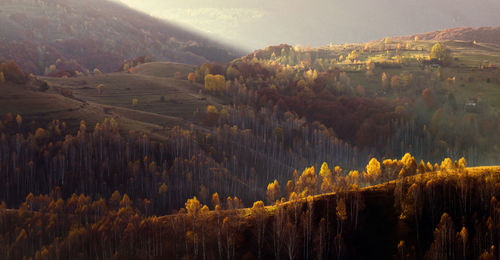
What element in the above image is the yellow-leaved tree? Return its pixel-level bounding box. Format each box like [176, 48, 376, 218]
[211, 192, 221, 209]
[266, 180, 281, 205]
[204, 74, 226, 95]
[430, 42, 452, 65]
[296, 166, 318, 196]
[365, 158, 381, 184]
[319, 162, 334, 193]
[186, 196, 203, 217]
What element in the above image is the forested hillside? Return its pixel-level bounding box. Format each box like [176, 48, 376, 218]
[0, 27, 499, 259]
[2, 36, 499, 212]
[0, 131, 498, 259]
[0, 0, 241, 75]
[191, 39, 500, 167]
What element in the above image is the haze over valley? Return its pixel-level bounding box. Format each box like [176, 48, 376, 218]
[117, 0, 500, 50]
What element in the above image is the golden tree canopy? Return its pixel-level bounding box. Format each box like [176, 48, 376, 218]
[296, 166, 318, 196]
[366, 158, 381, 180]
[204, 74, 226, 95]
[266, 180, 281, 204]
[319, 162, 332, 180]
[430, 43, 452, 64]
[252, 200, 265, 210]
[211, 192, 221, 209]
[185, 196, 203, 216]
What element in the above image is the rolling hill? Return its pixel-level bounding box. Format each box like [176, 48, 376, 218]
[1, 33, 499, 193]
[2, 34, 499, 211]
[0, 0, 243, 75]
[128, 0, 500, 51]
[0, 162, 497, 259]
[41, 62, 225, 126]
[0, 27, 499, 259]
[0, 62, 225, 137]
[390, 26, 500, 44]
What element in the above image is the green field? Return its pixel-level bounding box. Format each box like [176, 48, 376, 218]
[335, 40, 500, 111]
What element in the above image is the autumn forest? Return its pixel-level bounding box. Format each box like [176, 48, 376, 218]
[0, 0, 499, 259]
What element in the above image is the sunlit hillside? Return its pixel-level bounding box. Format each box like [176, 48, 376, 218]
[0, 153, 498, 259]
[0, 2, 499, 258]
[389, 26, 500, 45]
[0, 0, 242, 75]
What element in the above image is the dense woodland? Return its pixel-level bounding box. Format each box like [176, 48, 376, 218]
[192, 42, 499, 167]
[1, 25, 500, 259]
[0, 114, 256, 213]
[0, 114, 498, 259]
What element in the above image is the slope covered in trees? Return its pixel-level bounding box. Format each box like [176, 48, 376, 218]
[0, 0, 242, 75]
[191, 39, 500, 166]
[41, 36, 500, 170]
[0, 30, 499, 259]
[0, 148, 497, 259]
[3, 37, 499, 214]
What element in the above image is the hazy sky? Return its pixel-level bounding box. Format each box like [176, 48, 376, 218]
[117, 0, 500, 51]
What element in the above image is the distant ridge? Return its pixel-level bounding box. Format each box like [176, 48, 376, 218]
[389, 26, 500, 44]
[0, 0, 243, 74]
